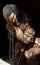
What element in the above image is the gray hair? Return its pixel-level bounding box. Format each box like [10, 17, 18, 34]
[3, 4, 19, 21]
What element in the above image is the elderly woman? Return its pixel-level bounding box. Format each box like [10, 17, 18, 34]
[3, 4, 36, 65]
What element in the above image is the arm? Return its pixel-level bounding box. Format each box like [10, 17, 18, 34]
[6, 22, 35, 44]
[24, 37, 40, 58]
[24, 45, 40, 59]
[15, 26, 35, 44]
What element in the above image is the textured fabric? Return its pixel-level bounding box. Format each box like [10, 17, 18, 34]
[15, 22, 35, 44]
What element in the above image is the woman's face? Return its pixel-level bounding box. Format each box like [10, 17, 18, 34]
[7, 12, 18, 23]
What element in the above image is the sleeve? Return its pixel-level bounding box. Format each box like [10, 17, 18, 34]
[23, 26, 35, 44]
[15, 28, 24, 42]
[15, 25, 35, 44]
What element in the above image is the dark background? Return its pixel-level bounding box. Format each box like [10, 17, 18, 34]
[0, 0, 40, 59]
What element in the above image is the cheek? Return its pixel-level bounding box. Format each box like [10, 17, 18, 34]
[12, 17, 16, 23]
[7, 16, 13, 22]
[9, 17, 13, 21]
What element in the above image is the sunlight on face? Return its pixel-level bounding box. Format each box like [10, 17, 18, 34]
[7, 12, 17, 23]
